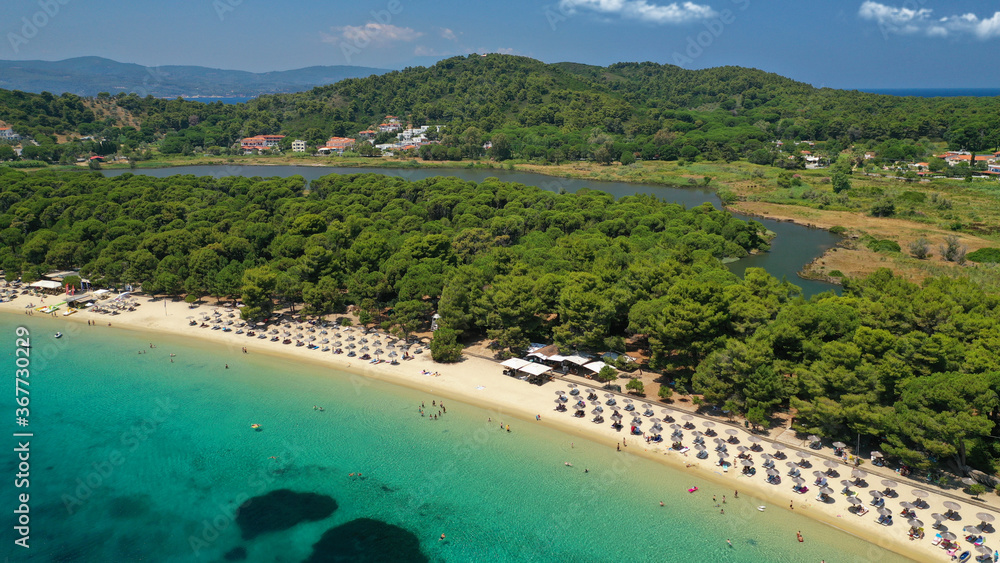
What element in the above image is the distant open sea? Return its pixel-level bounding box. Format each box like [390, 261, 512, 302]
[859, 88, 1000, 98]
[0, 317, 907, 562]
[179, 97, 255, 104]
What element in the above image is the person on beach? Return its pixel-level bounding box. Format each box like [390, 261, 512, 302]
[722, 495, 726, 503]
[713, 495, 717, 503]
[790, 501, 794, 510]
[617, 443, 620, 451]
[734, 490, 738, 498]
[720, 508, 725, 514]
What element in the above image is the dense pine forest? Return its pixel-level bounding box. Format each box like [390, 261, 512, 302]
[2, 55, 999, 165]
[2, 167, 999, 474]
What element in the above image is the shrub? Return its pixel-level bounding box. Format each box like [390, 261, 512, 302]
[658, 385, 673, 400]
[967, 247, 1000, 263]
[866, 239, 901, 253]
[898, 191, 926, 204]
[828, 270, 844, 277]
[597, 366, 618, 384]
[828, 225, 847, 235]
[909, 238, 930, 259]
[870, 199, 895, 217]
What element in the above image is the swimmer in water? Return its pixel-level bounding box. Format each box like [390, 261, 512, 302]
[726, 539, 732, 547]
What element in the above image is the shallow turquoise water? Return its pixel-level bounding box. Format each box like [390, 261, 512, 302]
[0, 317, 908, 562]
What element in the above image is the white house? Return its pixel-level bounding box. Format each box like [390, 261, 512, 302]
[291, 140, 307, 152]
[0, 127, 19, 140]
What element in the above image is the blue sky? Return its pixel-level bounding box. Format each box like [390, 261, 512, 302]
[2, 0, 999, 88]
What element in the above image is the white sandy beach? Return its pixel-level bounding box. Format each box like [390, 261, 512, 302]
[4, 291, 997, 562]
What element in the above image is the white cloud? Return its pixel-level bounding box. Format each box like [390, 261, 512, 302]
[859, 2, 1000, 39]
[440, 27, 457, 41]
[322, 23, 424, 46]
[559, 0, 717, 24]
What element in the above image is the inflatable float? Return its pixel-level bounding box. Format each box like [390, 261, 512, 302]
[688, 487, 698, 493]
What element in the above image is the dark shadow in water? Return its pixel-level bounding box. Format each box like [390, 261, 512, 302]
[224, 546, 248, 560]
[304, 518, 428, 563]
[236, 489, 337, 540]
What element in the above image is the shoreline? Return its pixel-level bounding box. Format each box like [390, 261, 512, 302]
[2, 295, 963, 562]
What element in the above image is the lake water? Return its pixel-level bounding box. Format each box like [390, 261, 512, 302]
[0, 318, 906, 562]
[105, 165, 842, 297]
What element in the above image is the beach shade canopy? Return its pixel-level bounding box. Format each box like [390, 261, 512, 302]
[832, 441, 847, 448]
[931, 513, 945, 522]
[767, 469, 780, 476]
[899, 502, 916, 511]
[718, 452, 730, 459]
[555, 390, 566, 396]
[847, 496, 861, 505]
[908, 519, 924, 528]
[944, 501, 963, 511]
[965, 525, 984, 534]
[796, 451, 811, 459]
[786, 462, 800, 469]
[792, 476, 806, 484]
[820, 487, 834, 495]
[840, 480, 854, 488]
[963, 477, 978, 486]
[702, 421, 715, 428]
[878, 507, 893, 516]
[976, 545, 993, 556]
[940, 532, 957, 541]
[695, 444, 706, 451]
[977, 512, 996, 523]
[737, 445, 749, 453]
[681, 414, 694, 421]
[824, 460, 840, 469]
[807, 435, 820, 442]
[912, 489, 929, 499]
[772, 443, 785, 450]
[870, 451, 884, 458]
[501, 358, 531, 370]
[881, 479, 899, 488]
[852, 469, 867, 479]
[741, 459, 754, 467]
[748, 436, 762, 443]
[870, 490, 883, 499]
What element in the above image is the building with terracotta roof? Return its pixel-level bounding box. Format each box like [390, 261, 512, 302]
[317, 137, 356, 154]
[240, 134, 285, 150]
[0, 127, 19, 140]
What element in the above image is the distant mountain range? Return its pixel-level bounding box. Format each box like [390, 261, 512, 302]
[0, 57, 390, 98]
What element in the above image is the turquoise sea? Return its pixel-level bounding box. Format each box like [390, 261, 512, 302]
[1, 316, 909, 562]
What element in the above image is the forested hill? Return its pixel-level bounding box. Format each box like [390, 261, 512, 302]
[2, 54, 998, 162]
[0, 57, 389, 98]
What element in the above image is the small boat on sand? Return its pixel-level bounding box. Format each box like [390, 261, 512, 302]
[54, 332, 63, 339]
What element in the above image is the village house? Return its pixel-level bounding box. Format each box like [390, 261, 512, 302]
[358, 130, 377, 141]
[0, 126, 19, 140]
[240, 134, 285, 153]
[291, 140, 307, 152]
[317, 137, 356, 154]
